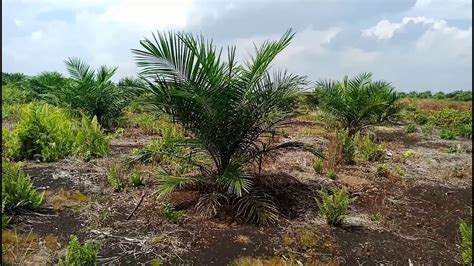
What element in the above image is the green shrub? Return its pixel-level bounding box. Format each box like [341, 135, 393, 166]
[394, 167, 405, 176]
[459, 218, 472, 265]
[161, 203, 186, 223]
[402, 149, 416, 158]
[106, 165, 124, 192]
[10, 103, 75, 161]
[421, 123, 435, 136]
[129, 171, 144, 187]
[313, 159, 323, 174]
[1, 85, 31, 121]
[316, 73, 400, 136]
[73, 116, 110, 161]
[336, 129, 355, 164]
[440, 128, 456, 140]
[327, 168, 337, 180]
[315, 186, 350, 226]
[405, 124, 417, 133]
[2, 159, 44, 212]
[354, 134, 385, 162]
[5, 102, 109, 162]
[59, 235, 100, 266]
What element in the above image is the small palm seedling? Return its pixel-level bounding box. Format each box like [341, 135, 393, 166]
[313, 159, 323, 174]
[459, 218, 472, 265]
[129, 171, 144, 187]
[106, 165, 124, 192]
[327, 168, 337, 180]
[160, 203, 186, 223]
[58, 235, 100, 266]
[315, 186, 350, 226]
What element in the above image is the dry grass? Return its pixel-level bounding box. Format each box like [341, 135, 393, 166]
[400, 98, 472, 111]
[325, 133, 343, 171]
[47, 190, 89, 210]
[2, 230, 39, 265]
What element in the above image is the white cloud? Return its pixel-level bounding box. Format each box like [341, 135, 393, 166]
[362, 20, 403, 40]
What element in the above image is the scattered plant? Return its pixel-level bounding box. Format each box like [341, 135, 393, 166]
[106, 164, 124, 192]
[73, 116, 110, 161]
[459, 218, 472, 265]
[58, 235, 100, 266]
[327, 168, 337, 180]
[312, 159, 323, 174]
[354, 134, 385, 162]
[440, 128, 456, 140]
[402, 149, 416, 158]
[376, 163, 390, 178]
[405, 124, 417, 133]
[315, 186, 350, 226]
[336, 129, 355, 164]
[2, 159, 44, 212]
[394, 167, 406, 176]
[129, 171, 144, 187]
[160, 203, 186, 223]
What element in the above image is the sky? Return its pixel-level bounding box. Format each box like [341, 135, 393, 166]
[2, 0, 472, 92]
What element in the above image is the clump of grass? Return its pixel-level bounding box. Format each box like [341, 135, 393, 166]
[2, 159, 44, 212]
[450, 166, 465, 179]
[420, 123, 434, 136]
[160, 203, 186, 223]
[312, 159, 323, 174]
[58, 235, 100, 266]
[326, 133, 344, 170]
[459, 218, 472, 265]
[405, 124, 417, 133]
[327, 168, 337, 180]
[106, 164, 124, 192]
[315, 186, 350, 226]
[129, 171, 144, 187]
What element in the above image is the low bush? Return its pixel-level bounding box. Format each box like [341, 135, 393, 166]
[315, 186, 350, 226]
[4, 102, 109, 162]
[73, 116, 110, 161]
[161, 203, 186, 223]
[459, 218, 472, 265]
[59, 235, 100, 266]
[2, 160, 44, 212]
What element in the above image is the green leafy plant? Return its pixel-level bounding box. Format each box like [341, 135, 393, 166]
[106, 165, 124, 192]
[2, 159, 44, 212]
[131, 30, 323, 224]
[313, 159, 323, 174]
[394, 167, 405, 176]
[354, 134, 385, 162]
[336, 129, 355, 164]
[327, 168, 337, 180]
[59, 235, 100, 266]
[73, 116, 110, 161]
[402, 149, 416, 158]
[405, 124, 417, 133]
[440, 128, 456, 140]
[376, 163, 390, 178]
[129, 171, 144, 187]
[315, 186, 350, 226]
[459, 218, 472, 265]
[160, 203, 186, 223]
[315, 73, 400, 136]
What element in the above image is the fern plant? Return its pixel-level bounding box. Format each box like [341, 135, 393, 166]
[315, 186, 350, 226]
[59, 235, 100, 266]
[131, 30, 323, 224]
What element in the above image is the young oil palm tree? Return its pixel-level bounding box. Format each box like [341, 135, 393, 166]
[132, 30, 322, 224]
[47, 58, 134, 129]
[316, 72, 400, 136]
